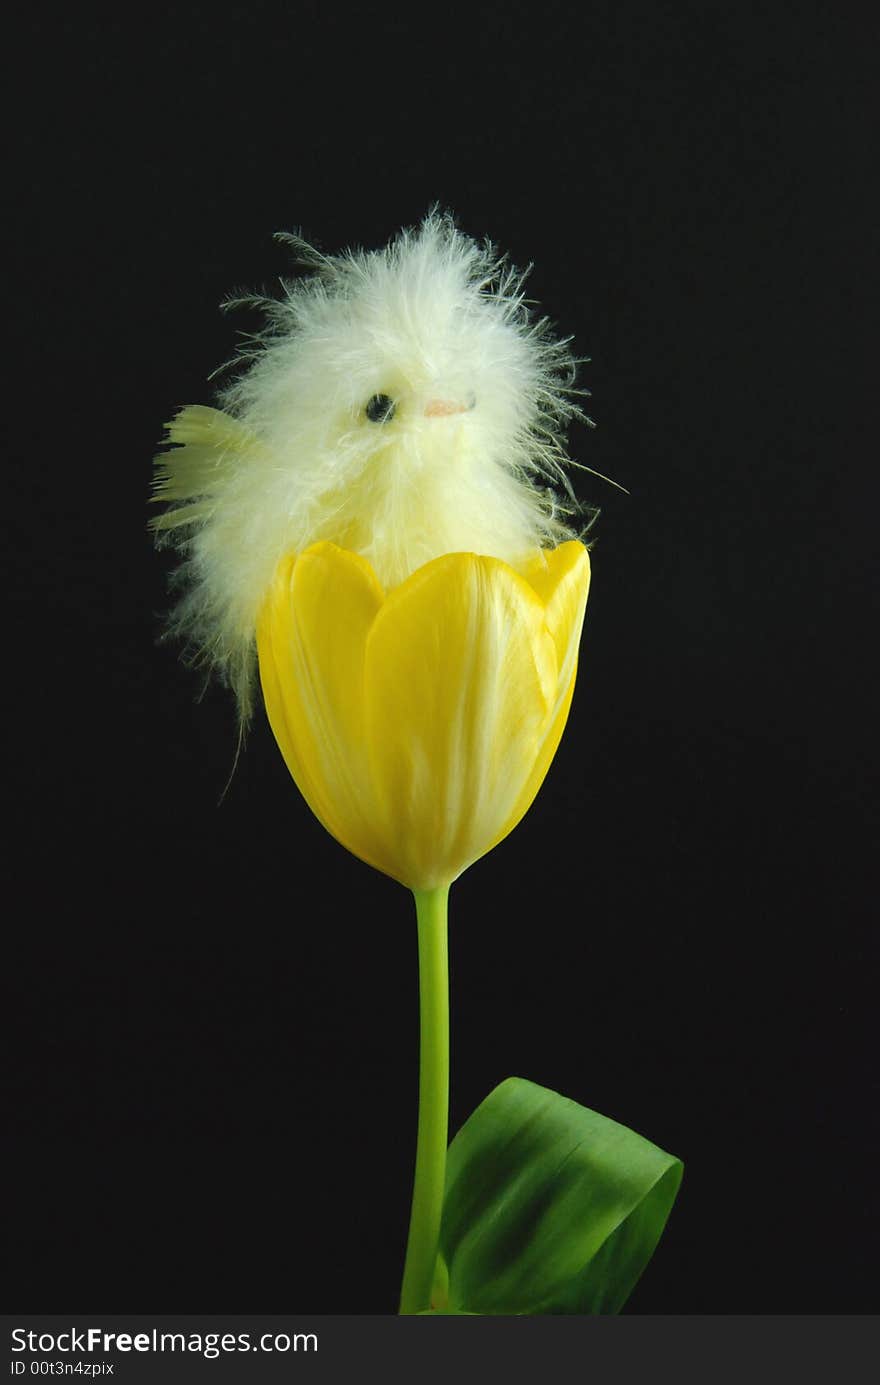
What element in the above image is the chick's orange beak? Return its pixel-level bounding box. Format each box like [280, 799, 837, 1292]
[424, 398, 472, 417]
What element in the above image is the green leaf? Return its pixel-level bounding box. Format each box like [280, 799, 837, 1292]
[439, 1077, 683, 1315]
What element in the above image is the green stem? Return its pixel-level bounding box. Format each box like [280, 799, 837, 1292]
[398, 884, 450, 1315]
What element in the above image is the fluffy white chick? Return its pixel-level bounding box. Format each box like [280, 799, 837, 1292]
[152, 210, 593, 720]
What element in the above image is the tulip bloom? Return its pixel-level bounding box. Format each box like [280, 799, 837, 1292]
[256, 538, 591, 892]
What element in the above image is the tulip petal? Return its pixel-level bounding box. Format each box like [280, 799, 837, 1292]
[363, 553, 559, 889]
[521, 540, 591, 691]
[488, 659, 578, 857]
[257, 543, 394, 874]
[497, 541, 591, 841]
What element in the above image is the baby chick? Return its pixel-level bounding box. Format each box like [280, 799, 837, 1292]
[152, 210, 591, 719]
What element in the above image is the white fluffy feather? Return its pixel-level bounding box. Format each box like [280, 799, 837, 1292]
[152, 210, 593, 719]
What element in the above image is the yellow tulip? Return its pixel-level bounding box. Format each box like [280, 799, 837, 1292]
[256, 538, 591, 892]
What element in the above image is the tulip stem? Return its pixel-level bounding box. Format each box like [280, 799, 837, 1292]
[399, 883, 450, 1315]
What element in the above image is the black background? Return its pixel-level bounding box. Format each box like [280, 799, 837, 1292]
[5, 1, 876, 1313]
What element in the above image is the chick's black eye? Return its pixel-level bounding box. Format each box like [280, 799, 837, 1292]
[365, 393, 395, 423]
